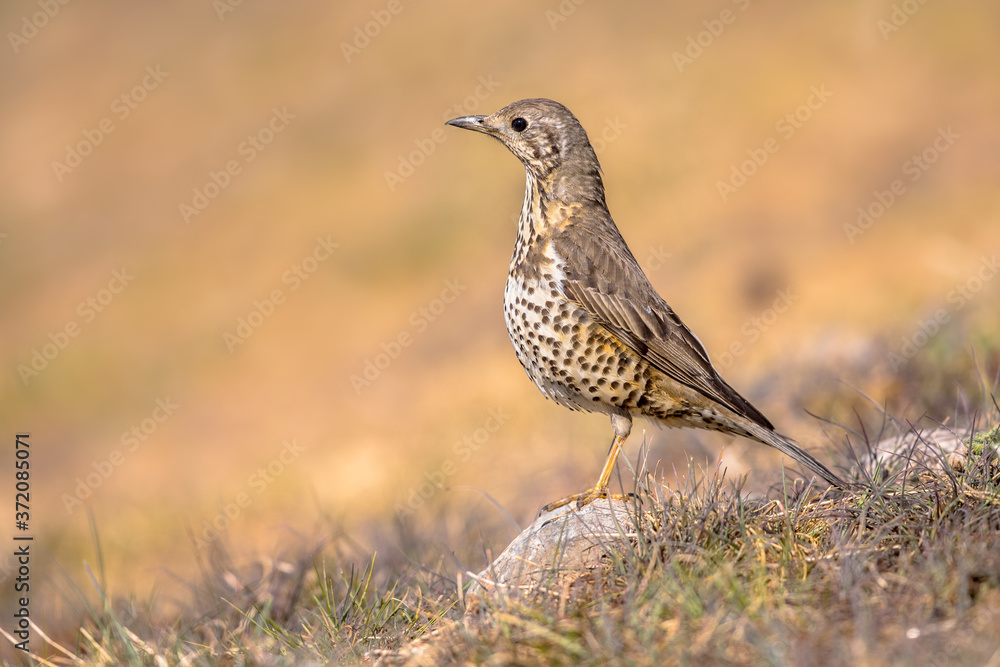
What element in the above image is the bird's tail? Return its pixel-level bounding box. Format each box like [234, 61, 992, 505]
[740, 420, 846, 487]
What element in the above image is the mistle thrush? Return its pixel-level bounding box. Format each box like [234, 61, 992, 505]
[446, 98, 845, 511]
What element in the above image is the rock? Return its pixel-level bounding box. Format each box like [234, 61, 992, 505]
[862, 425, 999, 475]
[463, 497, 637, 630]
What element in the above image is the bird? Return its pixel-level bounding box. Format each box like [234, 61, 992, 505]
[445, 98, 845, 512]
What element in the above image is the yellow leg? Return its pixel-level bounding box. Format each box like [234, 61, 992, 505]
[540, 432, 628, 514]
[595, 431, 626, 492]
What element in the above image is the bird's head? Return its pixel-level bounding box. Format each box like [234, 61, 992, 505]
[446, 98, 601, 182]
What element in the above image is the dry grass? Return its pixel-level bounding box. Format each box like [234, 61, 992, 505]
[22, 387, 1000, 666]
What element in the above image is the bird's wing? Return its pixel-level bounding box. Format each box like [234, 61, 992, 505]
[550, 210, 774, 430]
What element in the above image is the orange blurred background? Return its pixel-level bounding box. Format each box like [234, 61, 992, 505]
[1, 0, 999, 640]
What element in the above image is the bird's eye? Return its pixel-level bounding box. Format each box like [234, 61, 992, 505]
[511, 117, 528, 132]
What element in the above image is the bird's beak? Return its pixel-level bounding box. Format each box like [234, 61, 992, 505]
[445, 115, 493, 134]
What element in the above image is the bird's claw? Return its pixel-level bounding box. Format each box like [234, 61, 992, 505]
[538, 487, 631, 517]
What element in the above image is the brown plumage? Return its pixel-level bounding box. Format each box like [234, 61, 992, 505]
[447, 98, 845, 510]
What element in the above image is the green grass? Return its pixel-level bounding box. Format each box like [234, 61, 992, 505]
[25, 409, 1000, 666]
[970, 423, 1000, 457]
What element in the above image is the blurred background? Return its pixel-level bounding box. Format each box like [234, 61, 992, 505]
[1, 0, 998, 643]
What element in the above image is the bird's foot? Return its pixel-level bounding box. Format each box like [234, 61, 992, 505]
[538, 487, 630, 517]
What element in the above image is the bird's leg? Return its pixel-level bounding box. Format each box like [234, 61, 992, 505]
[538, 433, 628, 514]
[594, 430, 626, 494]
[540, 414, 632, 515]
